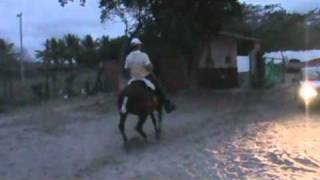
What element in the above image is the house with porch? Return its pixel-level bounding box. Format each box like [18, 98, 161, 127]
[197, 32, 258, 89]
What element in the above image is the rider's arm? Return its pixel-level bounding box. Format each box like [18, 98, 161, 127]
[145, 64, 154, 72]
[144, 53, 153, 73]
[124, 56, 131, 78]
[124, 56, 129, 69]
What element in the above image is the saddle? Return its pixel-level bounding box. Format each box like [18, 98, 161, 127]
[127, 78, 156, 91]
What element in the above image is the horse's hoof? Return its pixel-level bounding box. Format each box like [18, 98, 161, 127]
[123, 142, 130, 152]
[155, 132, 161, 140]
[142, 137, 148, 143]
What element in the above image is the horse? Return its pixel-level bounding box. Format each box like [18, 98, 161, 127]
[117, 80, 163, 146]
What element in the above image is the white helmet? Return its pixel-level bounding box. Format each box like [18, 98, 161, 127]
[131, 38, 142, 45]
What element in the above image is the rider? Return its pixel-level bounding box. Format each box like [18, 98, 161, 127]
[125, 38, 176, 113]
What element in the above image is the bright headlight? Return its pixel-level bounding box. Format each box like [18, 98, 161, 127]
[299, 84, 318, 100]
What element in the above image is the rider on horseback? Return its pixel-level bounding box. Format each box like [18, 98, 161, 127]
[125, 38, 176, 113]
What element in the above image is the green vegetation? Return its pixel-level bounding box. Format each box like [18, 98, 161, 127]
[58, 1, 320, 74]
[233, 4, 320, 51]
[3, 1, 320, 108]
[59, 0, 242, 75]
[0, 39, 20, 104]
[36, 34, 125, 67]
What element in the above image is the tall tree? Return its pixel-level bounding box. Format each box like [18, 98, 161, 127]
[64, 33, 80, 65]
[98, 35, 126, 61]
[0, 39, 17, 69]
[78, 35, 99, 67]
[237, 4, 320, 51]
[35, 39, 52, 97]
[97, 35, 110, 61]
[0, 39, 19, 99]
[59, 0, 243, 76]
[57, 39, 67, 64]
[48, 38, 60, 65]
[35, 39, 51, 64]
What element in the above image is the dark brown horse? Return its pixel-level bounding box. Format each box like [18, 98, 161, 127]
[118, 80, 163, 145]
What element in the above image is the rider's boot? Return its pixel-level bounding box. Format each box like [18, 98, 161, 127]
[164, 99, 176, 113]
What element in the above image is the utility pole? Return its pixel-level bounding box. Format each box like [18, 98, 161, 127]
[17, 12, 25, 85]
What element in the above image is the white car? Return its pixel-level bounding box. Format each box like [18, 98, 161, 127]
[298, 66, 320, 106]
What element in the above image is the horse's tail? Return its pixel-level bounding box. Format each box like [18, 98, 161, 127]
[117, 92, 124, 110]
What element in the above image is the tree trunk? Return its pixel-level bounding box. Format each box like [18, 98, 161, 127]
[93, 65, 104, 93]
[45, 72, 50, 98]
[186, 46, 203, 89]
[2, 78, 9, 103]
[8, 75, 13, 99]
[187, 38, 209, 89]
[1, 78, 6, 99]
[52, 73, 57, 96]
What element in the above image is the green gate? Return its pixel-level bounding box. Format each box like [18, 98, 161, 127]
[265, 58, 286, 88]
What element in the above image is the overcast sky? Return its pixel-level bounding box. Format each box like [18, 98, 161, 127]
[1, 0, 320, 58]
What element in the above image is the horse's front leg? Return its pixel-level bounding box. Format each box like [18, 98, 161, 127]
[119, 113, 128, 144]
[150, 112, 160, 139]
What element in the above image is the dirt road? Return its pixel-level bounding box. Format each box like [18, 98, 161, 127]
[0, 88, 319, 180]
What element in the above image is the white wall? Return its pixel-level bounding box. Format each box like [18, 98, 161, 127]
[237, 49, 320, 73]
[265, 49, 320, 63]
[199, 36, 237, 69]
[237, 56, 250, 73]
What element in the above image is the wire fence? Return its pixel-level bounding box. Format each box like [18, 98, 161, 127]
[0, 68, 100, 110]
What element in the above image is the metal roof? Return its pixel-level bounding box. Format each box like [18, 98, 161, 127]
[218, 31, 259, 42]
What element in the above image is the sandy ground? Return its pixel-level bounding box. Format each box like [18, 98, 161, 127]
[0, 87, 320, 180]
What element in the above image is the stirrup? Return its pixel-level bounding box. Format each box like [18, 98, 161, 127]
[164, 100, 176, 113]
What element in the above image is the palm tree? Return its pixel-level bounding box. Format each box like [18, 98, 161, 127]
[0, 39, 18, 99]
[38, 38, 68, 67]
[36, 39, 55, 97]
[64, 34, 80, 66]
[79, 35, 99, 67]
[0, 39, 17, 66]
[35, 39, 51, 64]
[81, 35, 97, 50]
[99, 36, 126, 61]
[98, 35, 110, 61]
[57, 39, 67, 66]
[36, 37, 68, 96]
[41, 38, 58, 66]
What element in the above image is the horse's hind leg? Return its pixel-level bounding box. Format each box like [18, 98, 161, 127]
[119, 113, 128, 144]
[150, 113, 160, 139]
[157, 107, 163, 135]
[136, 115, 148, 141]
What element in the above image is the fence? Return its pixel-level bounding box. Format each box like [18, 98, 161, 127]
[264, 58, 286, 88]
[0, 67, 101, 110]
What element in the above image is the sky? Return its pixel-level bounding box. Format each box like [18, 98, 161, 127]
[1, 0, 320, 59]
[0, 0, 125, 58]
[238, 50, 320, 72]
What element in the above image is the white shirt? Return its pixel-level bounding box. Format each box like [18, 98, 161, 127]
[125, 50, 151, 79]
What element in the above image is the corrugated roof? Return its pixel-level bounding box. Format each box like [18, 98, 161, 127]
[218, 31, 259, 42]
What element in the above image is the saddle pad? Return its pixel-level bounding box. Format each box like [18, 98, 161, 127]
[128, 78, 156, 90]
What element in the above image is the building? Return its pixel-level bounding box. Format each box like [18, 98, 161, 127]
[197, 32, 258, 89]
[103, 32, 259, 92]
